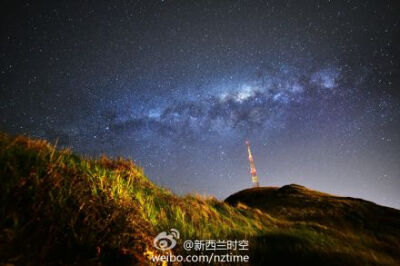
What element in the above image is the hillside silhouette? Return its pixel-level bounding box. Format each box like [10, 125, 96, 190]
[226, 185, 400, 265]
[0, 133, 399, 265]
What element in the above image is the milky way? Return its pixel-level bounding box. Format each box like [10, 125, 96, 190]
[1, 0, 399, 207]
[107, 65, 342, 141]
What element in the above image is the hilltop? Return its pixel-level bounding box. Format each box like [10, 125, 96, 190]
[225, 185, 400, 265]
[0, 133, 399, 265]
[225, 184, 400, 231]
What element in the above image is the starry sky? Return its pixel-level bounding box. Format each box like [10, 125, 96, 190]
[1, 0, 400, 208]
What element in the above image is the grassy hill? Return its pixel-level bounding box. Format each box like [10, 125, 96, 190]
[0, 133, 399, 265]
[226, 185, 400, 265]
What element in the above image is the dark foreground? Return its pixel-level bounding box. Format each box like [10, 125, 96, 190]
[1, 133, 399, 265]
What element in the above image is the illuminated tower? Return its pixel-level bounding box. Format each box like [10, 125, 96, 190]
[245, 140, 260, 187]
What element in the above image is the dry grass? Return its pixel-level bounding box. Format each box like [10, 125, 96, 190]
[0, 133, 399, 265]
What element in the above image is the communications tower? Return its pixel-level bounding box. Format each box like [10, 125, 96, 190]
[245, 140, 260, 187]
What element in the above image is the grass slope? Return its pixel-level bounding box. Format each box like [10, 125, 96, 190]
[0, 133, 399, 265]
[226, 185, 400, 265]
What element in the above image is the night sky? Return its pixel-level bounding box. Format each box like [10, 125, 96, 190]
[1, 1, 400, 208]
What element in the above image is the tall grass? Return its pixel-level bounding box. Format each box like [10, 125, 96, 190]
[0, 133, 274, 264]
[0, 133, 399, 265]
